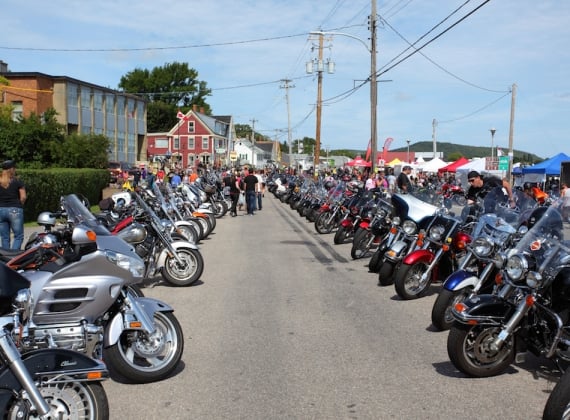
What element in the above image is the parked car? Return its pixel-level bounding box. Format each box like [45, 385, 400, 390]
[108, 161, 132, 183]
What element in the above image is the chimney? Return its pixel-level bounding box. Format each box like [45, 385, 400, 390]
[192, 104, 198, 112]
[200, 107, 205, 114]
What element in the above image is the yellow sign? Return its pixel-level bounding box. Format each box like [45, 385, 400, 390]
[229, 151, 237, 161]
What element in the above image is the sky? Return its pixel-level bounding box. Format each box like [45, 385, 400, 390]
[1, 0, 569, 160]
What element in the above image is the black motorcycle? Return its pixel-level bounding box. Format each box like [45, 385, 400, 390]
[447, 198, 567, 377]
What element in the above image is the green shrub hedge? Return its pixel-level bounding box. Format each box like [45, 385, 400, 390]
[16, 168, 109, 222]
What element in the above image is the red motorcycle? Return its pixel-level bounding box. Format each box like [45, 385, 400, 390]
[393, 209, 471, 300]
[441, 183, 466, 207]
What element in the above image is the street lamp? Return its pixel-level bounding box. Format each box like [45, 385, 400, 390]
[406, 140, 411, 163]
[490, 128, 496, 168]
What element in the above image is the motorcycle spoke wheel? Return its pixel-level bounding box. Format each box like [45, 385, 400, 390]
[431, 288, 472, 331]
[106, 311, 184, 383]
[351, 232, 372, 259]
[8, 377, 109, 420]
[162, 248, 204, 287]
[394, 262, 431, 300]
[447, 324, 514, 378]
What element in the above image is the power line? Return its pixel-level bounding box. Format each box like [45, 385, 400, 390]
[438, 90, 512, 124]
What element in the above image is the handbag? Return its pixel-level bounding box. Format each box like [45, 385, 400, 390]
[238, 193, 245, 206]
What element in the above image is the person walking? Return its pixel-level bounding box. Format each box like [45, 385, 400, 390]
[242, 168, 258, 215]
[561, 183, 570, 222]
[255, 169, 264, 211]
[226, 171, 241, 217]
[0, 159, 27, 249]
[397, 166, 413, 193]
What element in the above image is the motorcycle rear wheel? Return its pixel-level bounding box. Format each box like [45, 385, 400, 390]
[162, 247, 204, 287]
[106, 311, 184, 384]
[315, 212, 334, 234]
[447, 323, 514, 377]
[394, 261, 431, 300]
[8, 378, 109, 419]
[431, 287, 472, 331]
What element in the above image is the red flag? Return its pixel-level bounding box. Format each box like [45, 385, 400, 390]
[176, 110, 185, 119]
[364, 139, 372, 162]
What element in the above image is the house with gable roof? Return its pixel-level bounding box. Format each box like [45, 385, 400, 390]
[146, 104, 236, 169]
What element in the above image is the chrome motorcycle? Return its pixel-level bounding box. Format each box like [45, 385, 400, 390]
[9, 194, 184, 383]
[0, 263, 110, 418]
[447, 198, 567, 378]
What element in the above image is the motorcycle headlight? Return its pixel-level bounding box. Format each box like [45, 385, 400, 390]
[526, 271, 542, 288]
[106, 250, 145, 278]
[493, 251, 507, 269]
[376, 209, 387, 218]
[392, 216, 401, 226]
[428, 225, 446, 242]
[402, 220, 417, 235]
[505, 254, 528, 281]
[472, 237, 493, 257]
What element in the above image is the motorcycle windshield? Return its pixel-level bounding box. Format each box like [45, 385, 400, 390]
[509, 197, 566, 282]
[61, 194, 111, 236]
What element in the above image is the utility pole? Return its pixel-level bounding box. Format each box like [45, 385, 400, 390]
[250, 118, 257, 167]
[370, 0, 378, 173]
[280, 79, 295, 170]
[314, 33, 324, 177]
[432, 119, 437, 159]
[507, 83, 517, 183]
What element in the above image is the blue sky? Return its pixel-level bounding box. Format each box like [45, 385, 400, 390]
[1, 0, 569, 160]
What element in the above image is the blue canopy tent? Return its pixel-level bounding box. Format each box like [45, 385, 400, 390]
[521, 152, 570, 183]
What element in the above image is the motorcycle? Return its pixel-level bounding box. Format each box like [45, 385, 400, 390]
[430, 187, 536, 330]
[392, 204, 471, 300]
[7, 194, 185, 383]
[0, 264, 110, 418]
[121, 190, 205, 287]
[376, 191, 441, 286]
[447, 197, 567, 378]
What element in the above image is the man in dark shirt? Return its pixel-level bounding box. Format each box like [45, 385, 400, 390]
[465, 170, 514, 212]
[397, 166, 413, 193]
[242, 167, 259, 215]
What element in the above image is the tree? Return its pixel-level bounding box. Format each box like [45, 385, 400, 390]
[119, 62, 212, 132]
[52, 133, 110, 169]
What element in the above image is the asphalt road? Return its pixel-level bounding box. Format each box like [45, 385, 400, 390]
[27, 196, 559, 419]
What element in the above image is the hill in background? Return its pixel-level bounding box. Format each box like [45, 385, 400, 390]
[338, 141, 544, 164]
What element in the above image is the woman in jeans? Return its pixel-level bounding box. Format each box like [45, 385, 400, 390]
[0, 160, 27, 249]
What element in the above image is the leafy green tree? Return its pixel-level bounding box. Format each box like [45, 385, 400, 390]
[52, 133, 110, 169]
[0, 107, 65, 168]
[119, 62, 212, 132]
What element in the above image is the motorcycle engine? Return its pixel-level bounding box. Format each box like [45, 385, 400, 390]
[135, 234, 154, 258]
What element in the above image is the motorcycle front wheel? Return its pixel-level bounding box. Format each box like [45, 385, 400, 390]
[543, 368, 570, 420]
[431, 287, 472, 331]
[162, 247, 204, 287]
[377, 260, 397, 286]
[334, 225, 352, 244]
[394, 261, 431, 300]
[8, 379, 108, 419]
[447, 323, 514, 377]
[105, 311, 184, 384]
[351, 231, 372, 259]
[315, 211, 334, 234]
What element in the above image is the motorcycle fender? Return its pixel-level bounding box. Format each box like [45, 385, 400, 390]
[105, 297, 174, 347]
[0, 348, 108, 409]
[340, 219, 353, 228]
[454, 294, 515, 324]
[157, 241, 198, 267]
[442, 270, 478, 291]
[384, 240, 408, 262]
[402, 249, 434, 266]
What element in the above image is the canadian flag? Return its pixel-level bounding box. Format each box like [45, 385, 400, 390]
[176, 110, 185, 119]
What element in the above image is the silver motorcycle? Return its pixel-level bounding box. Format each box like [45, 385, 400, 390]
[10, 194, 184, 384]
[0, 263, 110, 418]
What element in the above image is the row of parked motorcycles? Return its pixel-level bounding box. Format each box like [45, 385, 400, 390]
[269, 172, 570, 419]
[0, 177, 230, 418]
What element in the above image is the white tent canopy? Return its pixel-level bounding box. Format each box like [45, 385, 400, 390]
[455, 158, 504, 186]
[418, 157, 447, 173]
